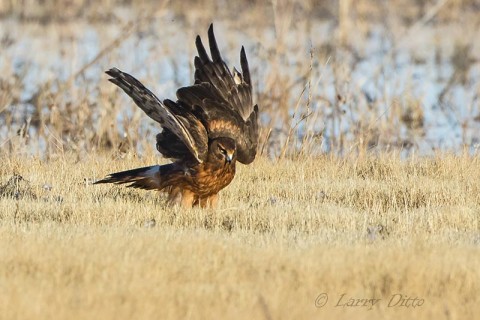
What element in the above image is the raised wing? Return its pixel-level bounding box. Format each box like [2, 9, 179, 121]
[176, 24, 259, 164]
[106, 68, 208, 163]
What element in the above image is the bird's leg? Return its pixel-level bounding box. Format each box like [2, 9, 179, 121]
[198, 193, 218, 209]
[180, 189, 196, 208]
[167, 187, 182, 206]
[208, 193, 218, 208]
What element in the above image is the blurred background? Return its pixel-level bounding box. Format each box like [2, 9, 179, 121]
[0, 0, 479, 160]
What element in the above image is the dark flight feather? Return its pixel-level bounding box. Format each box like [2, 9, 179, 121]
[176, 23, 258, 164]
[106, 68, 208, 163]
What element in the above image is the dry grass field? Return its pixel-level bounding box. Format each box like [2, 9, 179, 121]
[1, 153, 480, 319]
[1, 0, 480, 319]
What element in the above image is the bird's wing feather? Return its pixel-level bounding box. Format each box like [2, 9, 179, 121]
[176, 24, 259, 164]
[106, 68, 208, 163]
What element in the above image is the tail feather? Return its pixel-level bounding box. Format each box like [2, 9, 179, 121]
[95, 164, 177, 191]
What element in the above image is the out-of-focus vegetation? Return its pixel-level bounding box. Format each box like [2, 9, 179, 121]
[1, 0, 479, 159]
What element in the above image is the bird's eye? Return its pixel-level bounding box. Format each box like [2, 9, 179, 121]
[219, 148, 226, 155]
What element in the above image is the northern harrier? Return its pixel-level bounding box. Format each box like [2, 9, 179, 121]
[95, 24, 259, 208]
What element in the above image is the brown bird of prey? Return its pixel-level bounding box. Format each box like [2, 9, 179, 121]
[95, 24, 259, 208]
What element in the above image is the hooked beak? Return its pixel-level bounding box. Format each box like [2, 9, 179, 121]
[226, 153, 233, 163]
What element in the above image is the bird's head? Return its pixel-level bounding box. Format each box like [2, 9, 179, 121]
[209, 137, 236, 165]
